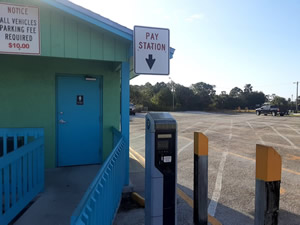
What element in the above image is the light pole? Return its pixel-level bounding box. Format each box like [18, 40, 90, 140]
[169, 77, 175, 111]
[294, 82, 299, 112]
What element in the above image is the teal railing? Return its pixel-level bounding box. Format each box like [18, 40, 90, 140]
[0, 128, 44, 225]
[71, 128, 127, 225]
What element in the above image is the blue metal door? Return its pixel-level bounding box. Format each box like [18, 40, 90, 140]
[57, 76, 101, 166]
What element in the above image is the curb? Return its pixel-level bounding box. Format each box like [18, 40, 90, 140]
[131, 192, 145, 208]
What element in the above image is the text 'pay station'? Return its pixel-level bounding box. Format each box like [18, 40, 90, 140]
[134, 26, 170, 75]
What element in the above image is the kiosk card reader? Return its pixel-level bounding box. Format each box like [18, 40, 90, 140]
[145, 112, 177, 225]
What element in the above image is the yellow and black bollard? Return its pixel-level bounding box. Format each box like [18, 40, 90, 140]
[255, 144, 282, 225]
[194, 132, 208, 225]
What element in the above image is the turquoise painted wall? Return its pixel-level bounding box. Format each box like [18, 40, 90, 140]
[0, 54, 121, 168]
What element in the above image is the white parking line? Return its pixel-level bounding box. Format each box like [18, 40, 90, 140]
[132, 146, 145, 152]
[203, 121, 218, 135]
[285, 125, 300, 135]
[178, 135, 193, 141]
[178, 141, 193, 155]
[246, 121, 254, 130]
[178, 120, 219, 155]
[208, 120, 232, 217]
[130, 123, 144, 126]
[267, 124, 297, 149]
[130, 134, 145, 141]
[208, 152, 228, 216]
[181, 121, 203, 132]
[247, 121, 265, 145]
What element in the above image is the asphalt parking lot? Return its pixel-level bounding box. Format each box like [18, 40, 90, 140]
[129, 112, 300, 225]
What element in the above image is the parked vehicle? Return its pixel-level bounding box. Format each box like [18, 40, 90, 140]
[256, 104, 288, 116]
[130, 103, 136, 115]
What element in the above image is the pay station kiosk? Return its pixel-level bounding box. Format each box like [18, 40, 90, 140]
[145, 112, 177, 225]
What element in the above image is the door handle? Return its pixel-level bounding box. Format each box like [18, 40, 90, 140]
[59, 119, 67, 124]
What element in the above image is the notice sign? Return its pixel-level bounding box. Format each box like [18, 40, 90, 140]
[0, 3, 40, 55]
[134, 26, 169, 75]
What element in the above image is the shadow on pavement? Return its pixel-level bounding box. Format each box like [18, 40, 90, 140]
[116, 157, 252, 225]
[177, 184, 253, 225]
[277, 209, 300, 225]
[115, 156, 300, 225]
[247, 208, 300, 225]
[113, 158, 145, 225]
[177, 184, 300, 225]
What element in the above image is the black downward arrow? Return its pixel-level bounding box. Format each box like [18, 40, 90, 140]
[145, 54, 156, 70]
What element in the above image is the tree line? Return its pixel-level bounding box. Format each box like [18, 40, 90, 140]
[130, 81, 294, 111]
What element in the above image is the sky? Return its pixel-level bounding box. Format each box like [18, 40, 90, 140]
[71, 0, 300, 100]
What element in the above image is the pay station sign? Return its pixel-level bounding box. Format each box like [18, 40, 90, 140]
[134, 26, 169, 75]
[0, 3, 40, 55]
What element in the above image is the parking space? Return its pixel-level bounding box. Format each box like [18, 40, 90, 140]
[130, 112, 300, 225]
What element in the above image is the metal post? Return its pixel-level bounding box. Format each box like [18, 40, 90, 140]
[194, 132, 208, 225]
[255, 145, 282, 225]
[169, 77, 175, 111]
[172, 85, 175, 111]
[294, 81, 299, 112]
[291, 94, 293, 110]
[296, 82, 298, 112]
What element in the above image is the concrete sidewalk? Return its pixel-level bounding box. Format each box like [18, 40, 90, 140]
[13, 165, 100, 225]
